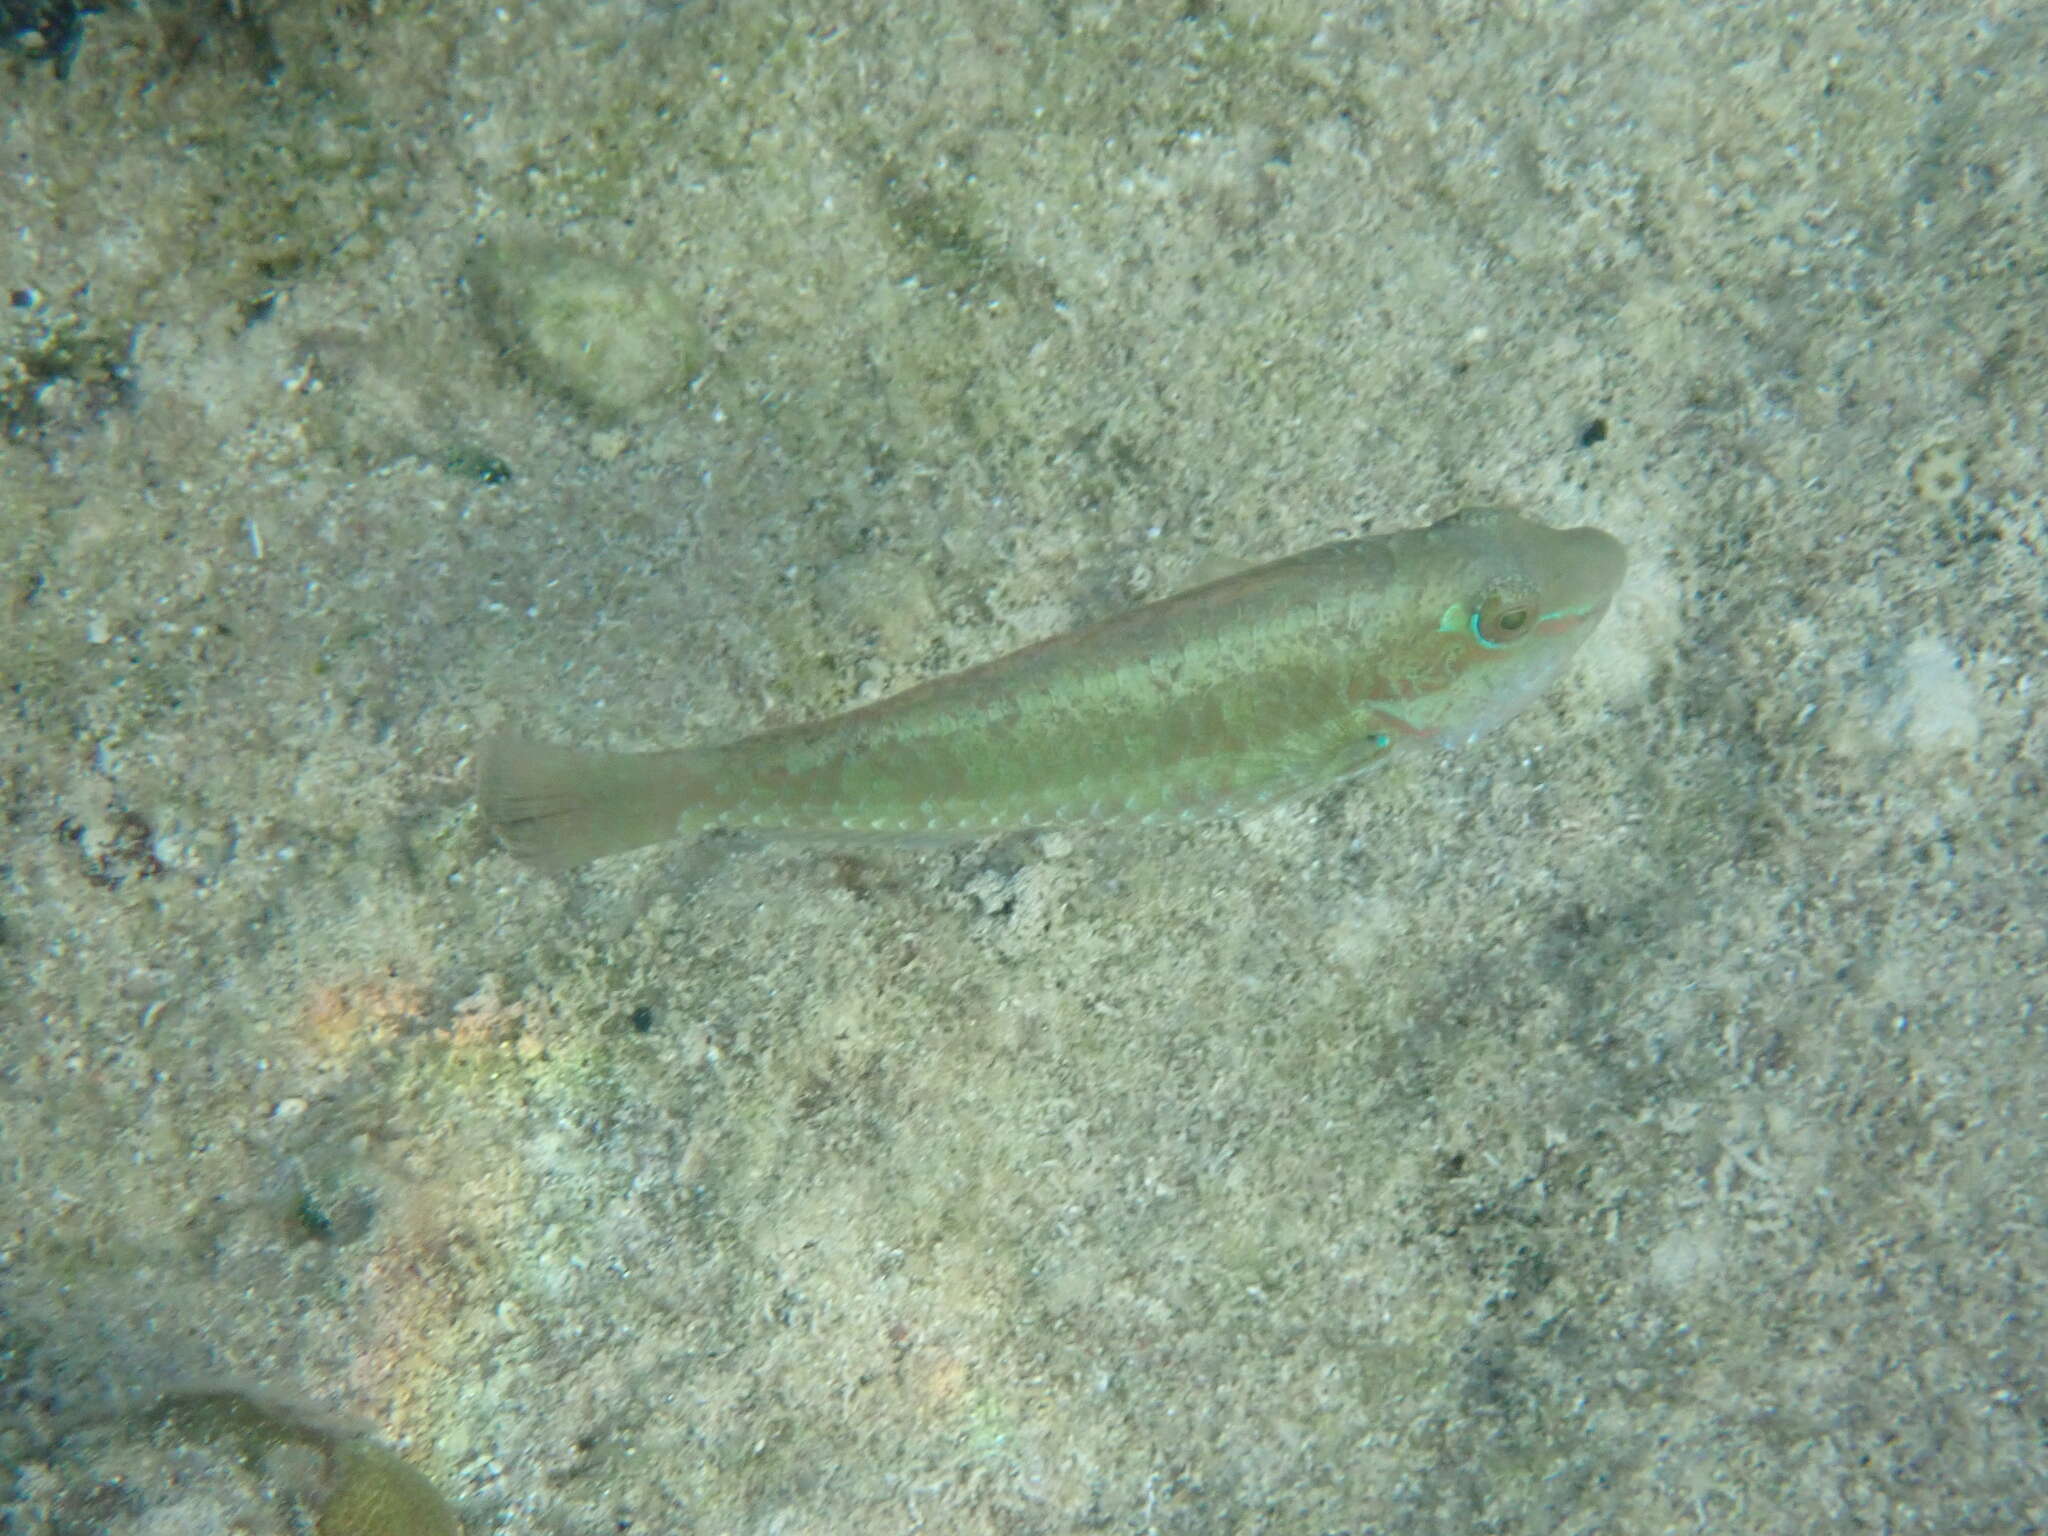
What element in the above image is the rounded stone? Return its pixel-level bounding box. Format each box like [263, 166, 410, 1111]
[465, 236, 707, 420]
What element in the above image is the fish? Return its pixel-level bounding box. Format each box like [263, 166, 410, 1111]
[479, 505, 1626, 870]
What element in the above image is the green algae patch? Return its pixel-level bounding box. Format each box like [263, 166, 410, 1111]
[1, 304, 130, 440]
[464, 235, 707, 421]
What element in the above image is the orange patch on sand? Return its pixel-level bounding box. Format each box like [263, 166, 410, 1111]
[441, 975, 549, 1060]
[300, 973, 546, 1440]
[343, 1155, 524, 1439]
[301, 973, 430, 1060]
[909, 1350, 973, 1421]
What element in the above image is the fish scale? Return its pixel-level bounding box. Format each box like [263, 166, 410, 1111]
[480, 506, 1626, 871]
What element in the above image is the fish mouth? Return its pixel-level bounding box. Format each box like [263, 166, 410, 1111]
[1552, 525, 1629, 616]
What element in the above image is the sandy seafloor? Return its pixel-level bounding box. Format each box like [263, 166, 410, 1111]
[3, 1, 2044, 1531]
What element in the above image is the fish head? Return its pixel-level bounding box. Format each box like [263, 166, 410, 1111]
[1372, 505, 1627, 747]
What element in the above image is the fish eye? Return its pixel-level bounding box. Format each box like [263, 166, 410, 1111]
[1472, 594, 1534, 647]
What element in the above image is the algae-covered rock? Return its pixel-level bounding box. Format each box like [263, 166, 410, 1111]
[464, 235, 706, 420]
[147, 1387, 463, 1536]
[316, 1436, 464, 1536]
[1, 1384, 463, 1534]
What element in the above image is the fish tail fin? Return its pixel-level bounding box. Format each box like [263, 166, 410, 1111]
[478, 736, 702, 871]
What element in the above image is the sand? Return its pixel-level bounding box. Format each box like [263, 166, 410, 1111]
[3, 2, 2042, 1530]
